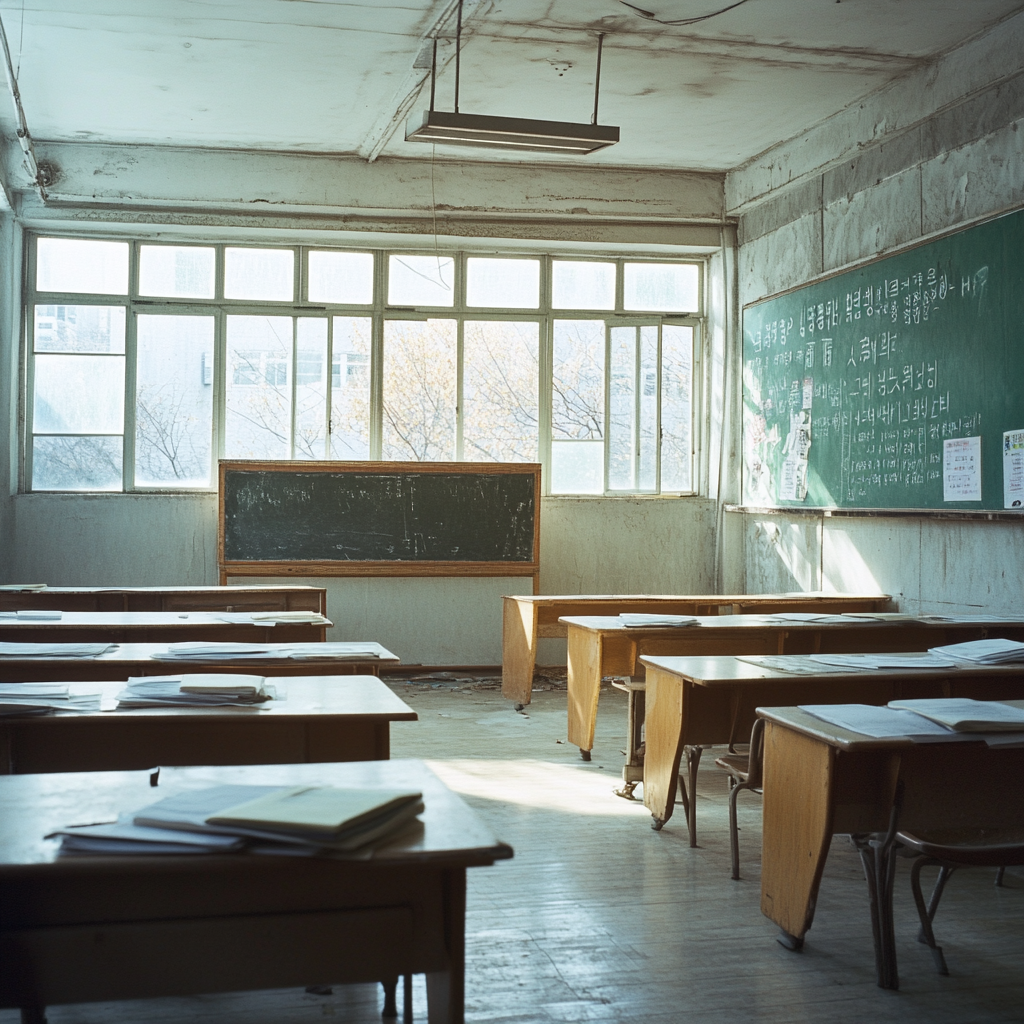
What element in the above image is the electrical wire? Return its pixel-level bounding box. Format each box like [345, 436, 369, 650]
[618, 0, 753, 26]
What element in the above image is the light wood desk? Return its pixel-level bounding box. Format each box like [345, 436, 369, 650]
[502, 592, 892, 704]
[640, 653, 1024, 845]
[0, 611, 329, 644]
[0, 676, 416, 774]
[0, 759, 513, 1024]
[564, 614, 1024, 760]
[0, 585, 327, 614]
[0, 642, 399, 682]
[756, 704, 1024, 990]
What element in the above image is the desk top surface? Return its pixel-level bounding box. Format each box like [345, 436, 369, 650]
[0, 676, 417, 722]
[0, 759, 513, 874]
[0, 612, 331, 629]
[507, 591, 890, 606]
[562, 613, 1024, 633]
[640, 654, 1024, 686]
[0, 641, 399, 665]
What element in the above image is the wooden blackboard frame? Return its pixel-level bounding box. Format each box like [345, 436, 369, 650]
[218, 460, 541, 592]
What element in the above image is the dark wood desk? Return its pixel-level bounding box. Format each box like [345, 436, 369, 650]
[565, 614, 1024, 758]
[756, 705, 1024, 989]
[0, 642, 399, 683]
[501, 592, 892, 704]
[0, 759, 513, 1024]
[0, 611, 329, 643]
[0, 676, 416, 774]
[639, 653, 1024, 845]
[0, 585, 326, 614]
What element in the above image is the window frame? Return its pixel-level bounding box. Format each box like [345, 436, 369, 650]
[22, 234, 705, 497]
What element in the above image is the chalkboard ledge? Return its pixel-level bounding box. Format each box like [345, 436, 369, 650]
[725, 505, 1024, 522]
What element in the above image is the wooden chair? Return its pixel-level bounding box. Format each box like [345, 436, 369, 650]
[714, 718, 765, 880]
[896, 827, 1024, 976]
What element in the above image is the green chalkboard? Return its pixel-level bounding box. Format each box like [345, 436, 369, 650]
[742, 208, 1024, 511]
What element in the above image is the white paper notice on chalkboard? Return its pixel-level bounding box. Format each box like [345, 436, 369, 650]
[1003, 429, 1024, 508]
[943, 436, 982, 501]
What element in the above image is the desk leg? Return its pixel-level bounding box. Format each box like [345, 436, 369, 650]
[643, 665, 684, 831]
[501, 599, 536, 707]
[760, 722, 836, 947]
[566, 630, 602, 758]
[426, 868, 466, 1024]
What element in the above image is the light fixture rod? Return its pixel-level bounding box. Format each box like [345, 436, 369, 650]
[592, 33, 604, 125]
[429, 37, 437, 111]
[454, 0, 463, 114]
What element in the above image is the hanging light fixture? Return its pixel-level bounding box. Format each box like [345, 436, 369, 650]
[406, 3, 618, 155]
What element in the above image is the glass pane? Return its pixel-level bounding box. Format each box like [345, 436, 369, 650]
[466, 258, 540, 309]
[552, 260, 615, 310]
[624, 262, 699, 312]
[34, 354, 124, 433]
[34, 305, 125, 353]
[331, 317, 371, 460]
[382, 319, 456, 459]
[32, 436, 122, 491]
[293, 319, 327, 460]
[308, 251, 374, 304]
[639, 325, 659, 491]
[388, 255, 454, 307]
[551, 441, 603, 495]
[139, 246, 215, 299]
[135, 315, 214, 487]
[463, 321, 539, 461]
[661, 324, 693, 491]
[225, 316, 292, 459]
[608, 326, 635, 490]
[36, 238, 128, 295]
[224, 248, 294, 301]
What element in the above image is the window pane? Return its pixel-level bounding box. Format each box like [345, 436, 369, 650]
[331, 317, 371, 459]
[139, 246, 215, 299]
[466, 258, 540, 309]
[608, 326, 635, 490]
[294, 319, 327, 460]
[551, 441, 603, 495]
[552, 260, 615, 310]
[32, 436, 122, 491]
[661, 324, 693, 491]
[34, 354, 124, 434]
[225, 316, 292, 459]
[624, 262, 699, 312]
[382, 319, 456, 459]
[34, 305, 125, 353]
[388, 255, 454, 307]
[135, 315, 214, 487]
[463, 321, 539, 461]
[639, 326, 659, 491]
[224, 248, 294, 301]
[36, 238, 128, 295]
[309, 251, 374, 304]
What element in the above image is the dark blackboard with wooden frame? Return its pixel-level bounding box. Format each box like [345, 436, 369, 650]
[742, 207, 1024, 513]
[218, 461, 541, 591]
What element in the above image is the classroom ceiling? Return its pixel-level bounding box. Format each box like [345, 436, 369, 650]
[0, 0, 1022, 180]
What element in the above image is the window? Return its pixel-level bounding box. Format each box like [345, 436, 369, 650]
[25, 237, 701, 494]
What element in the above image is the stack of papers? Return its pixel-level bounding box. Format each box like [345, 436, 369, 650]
[799, 700, 1024, 742]
[927, 638, 1024, 664]
[0, 642, 116, 658]
[155, 642, 386, 661]
[888, 698, 1024, 732]
[808, 651, 958, 670]
[799, 704, 963, 738]
[116, 674, 272, 708]
[286, 642, 386, 660]
[211, 612, 330, 626]
[49, 784, 424, 856]
[0, 683, 102, 713]
[618, 614, 699, 628]
[0, 609, 62, 620]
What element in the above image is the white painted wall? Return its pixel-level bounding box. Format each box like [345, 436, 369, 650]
[724, 9, 1024, 611]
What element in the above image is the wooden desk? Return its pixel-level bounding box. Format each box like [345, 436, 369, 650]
[639, 653, 1024, 845]
[0, 642, 399, 682]
[0, 611, 329, 644]
[565, 614, 1024, 759]
[0, 585, 327, 614]
[756, 705, 1024, 989]
[501, 592, 892, 704]
[0, 759, 513, 1024]
[0, 676, 416, 774]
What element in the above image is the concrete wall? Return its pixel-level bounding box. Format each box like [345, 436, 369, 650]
[724, 9, 1024, 611]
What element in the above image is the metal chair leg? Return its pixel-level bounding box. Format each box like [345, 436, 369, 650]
[728, 780, 754, 881]
[909, 858, 950, 976]
[995, 865, 1006, 887]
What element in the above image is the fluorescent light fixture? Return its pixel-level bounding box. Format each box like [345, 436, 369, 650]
[406, 110, 619, 154]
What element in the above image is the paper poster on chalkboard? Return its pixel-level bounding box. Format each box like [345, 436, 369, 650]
[1004, 430, 1024, 508]
[742, 207, 1024, 511]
